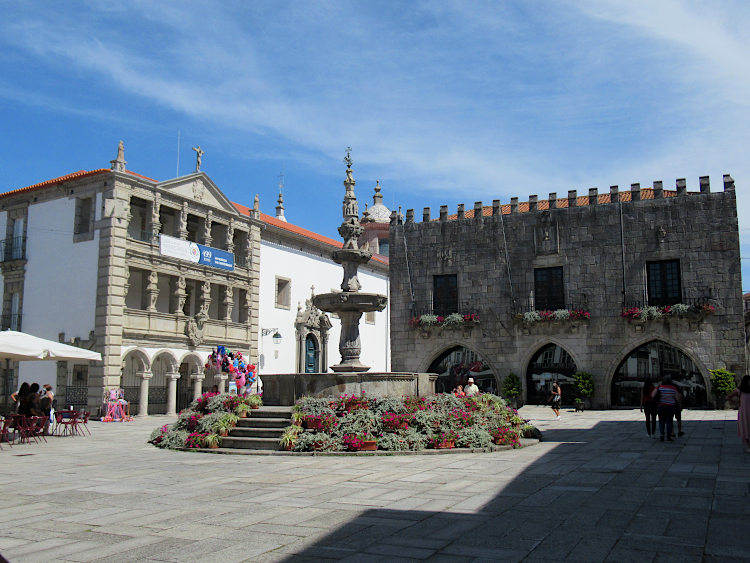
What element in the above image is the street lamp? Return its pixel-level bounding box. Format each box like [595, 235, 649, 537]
[262, 328, 282, 344]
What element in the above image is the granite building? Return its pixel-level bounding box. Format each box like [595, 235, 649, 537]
[389, 176, 745, 408]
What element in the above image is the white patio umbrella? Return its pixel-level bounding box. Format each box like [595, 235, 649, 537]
[0, 330, 101, 362]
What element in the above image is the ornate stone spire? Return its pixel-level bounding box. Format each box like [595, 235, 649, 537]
[338, 147, 364, 249]
[275, 173, 286, 222]
[373, 180, 383, 204]
[110, 140, 126, 172]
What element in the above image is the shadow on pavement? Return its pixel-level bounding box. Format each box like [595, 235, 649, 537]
[282, 416, 749, 562]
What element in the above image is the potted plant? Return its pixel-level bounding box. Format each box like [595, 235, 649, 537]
[247, 394, 263, 409]
[574, 371, 595, 409]
[216, 418, 231, 437]
[184, 432, 206, 449]
[279, 427, 300, 451]
[235, 402, 251, 418]
[709, 368, 736, 409]
[204, 433, 221, 449]
[574, 398, 584, 412]
[427, 430, 458, 449]
[502, 373, 522, 409]
[223, 412, 240, 428]
[291, 410, 304, 427]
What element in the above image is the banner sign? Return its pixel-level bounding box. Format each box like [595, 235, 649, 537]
[159, 235, 234, 271]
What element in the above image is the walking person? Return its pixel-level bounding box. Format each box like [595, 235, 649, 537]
[640, 381, 657, 438]
[551, 379, 562, 420]
[725, 375, 750, 453]
[652, 375, 681, 441]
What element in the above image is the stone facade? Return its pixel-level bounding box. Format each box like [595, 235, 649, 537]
[389, 176, 745, 408]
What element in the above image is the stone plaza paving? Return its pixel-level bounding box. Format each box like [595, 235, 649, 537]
[1, 406, 748, 562]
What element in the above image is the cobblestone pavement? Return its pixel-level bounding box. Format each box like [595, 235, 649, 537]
[1, 406, 748, 562]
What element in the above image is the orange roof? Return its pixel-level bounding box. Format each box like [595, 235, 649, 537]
[4, 168, 387, 265]
[446, 188, 687, 219]
[0, 168, 158, 199]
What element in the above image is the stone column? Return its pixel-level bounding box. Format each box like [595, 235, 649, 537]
[178, 202, 188, 240]
[175, 275, 186, 315]
[149, 194, 161, 241]
[191, 368, 205, 400]
[224, 286, 234, 321]
[146, 271, 159, 312]
[226, 219, 235, 254]
[203, 210, 213, 247]
[138, 370, 152, 417]
[200, 281, 211, 316]
[166, 372, 180, 416]
[217, 373, 228, 393]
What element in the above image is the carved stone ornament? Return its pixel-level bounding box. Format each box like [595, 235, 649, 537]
[185, 312, 207, 347]
[534, 212, 559, 255]
[192, 179, 204, 201]
[656, 225, 667, 243]
[438, 248, 454, 265]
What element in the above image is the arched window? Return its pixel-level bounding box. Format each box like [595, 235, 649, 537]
[611, 340, 706, 407]
[526, 344, 577, 405]
[428, 346, 495, 394]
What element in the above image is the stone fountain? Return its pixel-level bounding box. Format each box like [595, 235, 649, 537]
[313, 149, 388, 372]
[257, 150, 436, 405]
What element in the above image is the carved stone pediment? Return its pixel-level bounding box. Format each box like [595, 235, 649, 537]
[157, 174, 242, 216]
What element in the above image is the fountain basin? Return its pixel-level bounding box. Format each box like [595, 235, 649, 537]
[313, 292, 387, 313]
[259, 372, 438, 405]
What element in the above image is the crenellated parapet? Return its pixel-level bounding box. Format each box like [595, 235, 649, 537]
[392, 175, 735, 225]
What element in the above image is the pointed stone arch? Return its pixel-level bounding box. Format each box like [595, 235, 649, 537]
[295, 287, 332, 373]
[608, 338, 709, 408]
[525, 342, 578, 405]
[422, 343, 497, 395]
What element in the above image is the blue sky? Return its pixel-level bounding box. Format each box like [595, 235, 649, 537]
[2, 1, 750, 288]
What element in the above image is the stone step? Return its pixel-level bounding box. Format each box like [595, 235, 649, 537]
[236, 417, 290, 429]
[247, 406, 293, 418]
[230, 427, 284, 439]
[221, 436, 280, 450]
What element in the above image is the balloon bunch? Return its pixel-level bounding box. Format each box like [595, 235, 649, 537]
[205, 346, 257, 386]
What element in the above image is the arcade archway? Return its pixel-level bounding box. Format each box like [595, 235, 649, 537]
[526, 344, 577, 405]
[428, 346, 496, 394]
[611, 340, 707, 407]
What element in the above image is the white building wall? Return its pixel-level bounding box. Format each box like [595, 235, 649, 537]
[18, 195, 100, 387]
[259, 239, 390, 374]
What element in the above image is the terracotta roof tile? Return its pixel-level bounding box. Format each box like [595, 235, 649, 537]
[0, 169, 111, 198]
[232, 203, 389, 265]
[445, 189, 686, 219]
[0, 168, 159, 200]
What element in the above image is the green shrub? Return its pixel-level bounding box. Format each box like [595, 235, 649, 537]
[709, 368, 736, 396]
[376, 432, 411, 451]
[574, 372, 595, 399]
[456, 427, 493, 448]
[502, 373, 522, 399]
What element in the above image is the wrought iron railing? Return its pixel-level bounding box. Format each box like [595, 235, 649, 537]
[128, 229, 157, 243]
[64, 385, 88, 411]
[0, 236, 26, 262]
[0, 314, 21, 331]
[513, 296, 588, 314]
[410, 299, 482, 319]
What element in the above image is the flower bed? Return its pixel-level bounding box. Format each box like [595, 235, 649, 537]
[409, 312, 480, 330]
[149, 391, 262, 450]
[621, 303, 714, 321]
[284, 392, 536, 452]
[517, 309, 590, 323]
